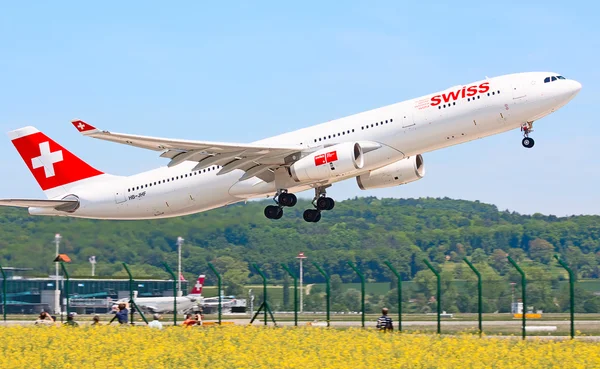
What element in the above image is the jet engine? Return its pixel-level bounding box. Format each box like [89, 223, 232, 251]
[290, 142, 364, 182]
[356, 155, 424, 190]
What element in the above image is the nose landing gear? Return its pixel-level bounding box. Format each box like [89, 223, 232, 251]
[521, 122, 535, 148]
[522, 137, 535, 148]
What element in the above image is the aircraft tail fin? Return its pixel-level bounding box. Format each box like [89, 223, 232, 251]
[8, 126, 106, 198]
[189, 274, 205, 295]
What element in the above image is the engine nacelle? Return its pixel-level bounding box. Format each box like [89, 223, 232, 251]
[356, 155, 424, 190]
[290, 142, 364, 182]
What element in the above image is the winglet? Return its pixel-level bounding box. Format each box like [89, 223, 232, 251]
[71, 120, 98, 134]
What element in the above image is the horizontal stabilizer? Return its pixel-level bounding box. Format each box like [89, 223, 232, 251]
[0, 198, 79, 211]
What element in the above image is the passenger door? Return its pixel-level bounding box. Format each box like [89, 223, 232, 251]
[114, 190, 126, 204]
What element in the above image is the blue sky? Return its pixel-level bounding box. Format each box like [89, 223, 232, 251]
[0, 1, 597, 216]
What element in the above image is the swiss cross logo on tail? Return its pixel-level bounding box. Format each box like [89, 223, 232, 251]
[314, 151, 338, 167]
[31, 142, 63, 178]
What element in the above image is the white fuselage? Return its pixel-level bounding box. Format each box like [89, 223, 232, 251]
[32, 72, 581, 219]
[116, 295, 200, 314]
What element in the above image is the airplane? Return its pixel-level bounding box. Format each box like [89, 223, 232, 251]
[114, 274, 205, 314]
[0, 72, 581, 222]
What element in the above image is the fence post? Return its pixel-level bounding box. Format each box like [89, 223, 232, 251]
[0, 265, 6, 322]
[281, 264, 298, 327]
[162, 262, 178, 326]
[122, 263, 149, 325]
[312, 262, 330, 327]
[59, 262, 70, 317]
[208, 263, 222, 325]
[384, 261, 402, 331]
[507, 256, 526, 340]
[347, 261, 365, 328]
[554, 255, 575, 339]
[249, 264, 276, 326]
[423, 259, 441, 334]
[463, 258, 482, 336]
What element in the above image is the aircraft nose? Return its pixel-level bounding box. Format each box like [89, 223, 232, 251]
[569, 80, 582, 95]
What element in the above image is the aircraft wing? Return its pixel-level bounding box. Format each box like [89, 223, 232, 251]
[71, 120, 303, 181]
[0, 199, 79, 211]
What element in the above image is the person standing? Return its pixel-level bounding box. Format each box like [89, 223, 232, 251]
[376, 308, 393, 332]
[148, 314, 163, 330]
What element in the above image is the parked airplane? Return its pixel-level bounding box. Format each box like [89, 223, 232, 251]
[114, 275, 205, 314]
[1, 72, 581, 222]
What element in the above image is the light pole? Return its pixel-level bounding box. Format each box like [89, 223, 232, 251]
[89, 256, 96, 277]
[177, 237, 184, 297]
[54, 233, 61, 314]
[296, 252, 307, 313]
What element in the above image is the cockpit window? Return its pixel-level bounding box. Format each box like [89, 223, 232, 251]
[544, 75, 567, 83]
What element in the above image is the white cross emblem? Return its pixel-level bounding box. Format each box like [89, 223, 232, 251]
[195, 282, 202, 289]
[31, 141, 63, 178]
[77, 122, 86, 130]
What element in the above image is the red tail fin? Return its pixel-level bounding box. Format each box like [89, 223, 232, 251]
[9, 126, 103, 193]
[190, 275, 205, 295]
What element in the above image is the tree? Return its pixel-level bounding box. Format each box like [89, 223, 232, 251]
[528, 239, 555, 264]
[490, 249, 508, 273]
[471, 249, 487, 264]
[211, 256, 249, 296]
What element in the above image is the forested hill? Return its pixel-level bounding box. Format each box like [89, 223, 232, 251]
[0, 197, 598, 282]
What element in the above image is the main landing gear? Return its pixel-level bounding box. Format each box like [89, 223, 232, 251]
[303, 187, 335, 223]
[521, 122, 535, 148]
[264, 190, 297, 220]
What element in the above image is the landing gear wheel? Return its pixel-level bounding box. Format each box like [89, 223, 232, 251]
[316, 197, 335, 211]
[303, 209, 321, 223]
[279, 193, 297, 207]
[522, 137, 535, 148]
[264, 205, 283, 219]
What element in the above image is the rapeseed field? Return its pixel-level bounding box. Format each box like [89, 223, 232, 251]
[0, 325, 598, 369]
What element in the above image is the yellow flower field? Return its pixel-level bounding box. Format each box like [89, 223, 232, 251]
[0, 325, 598, 369]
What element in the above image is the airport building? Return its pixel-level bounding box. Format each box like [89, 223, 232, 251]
[0, 267, 186, 314]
